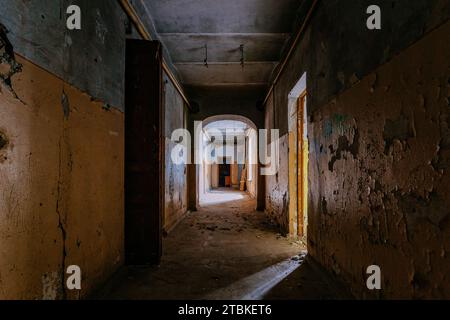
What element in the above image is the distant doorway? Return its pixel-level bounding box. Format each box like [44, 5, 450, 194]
[219, 161, 231, 187]
[198, 117, 259, 206]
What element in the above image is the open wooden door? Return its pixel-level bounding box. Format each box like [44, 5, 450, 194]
[125, 40, 163, 265]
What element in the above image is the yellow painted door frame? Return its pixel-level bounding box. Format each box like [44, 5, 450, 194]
[297, 92, 308, 238]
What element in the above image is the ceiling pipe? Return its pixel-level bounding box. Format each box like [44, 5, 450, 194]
[119, 0, 192, 110]
[262, 0, 320, 107]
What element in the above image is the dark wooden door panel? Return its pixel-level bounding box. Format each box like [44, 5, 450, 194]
[125, 39, 163, 265]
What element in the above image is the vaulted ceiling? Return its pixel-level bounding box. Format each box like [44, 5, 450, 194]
[138, 0, 302, 88]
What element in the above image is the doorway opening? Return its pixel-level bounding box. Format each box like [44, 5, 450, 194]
[198, 116, 258, 206]
[219, 159, 231, 187]
[288, 73, 309, 244]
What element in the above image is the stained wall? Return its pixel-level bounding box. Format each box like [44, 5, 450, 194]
[0, 56, 124, 299]
[0, 0, 126, 299]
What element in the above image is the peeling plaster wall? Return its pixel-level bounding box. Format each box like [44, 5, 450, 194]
[164, 73, 189, 232]
[264, 0, 450, 298]
[265, 135, 289, 231]
[264, 88, 290, 230]
[308, 22, 450, 299]
[0, 56, 124, 299]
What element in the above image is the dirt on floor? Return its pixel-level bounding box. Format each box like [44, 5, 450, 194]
[95, 189, 349, 300]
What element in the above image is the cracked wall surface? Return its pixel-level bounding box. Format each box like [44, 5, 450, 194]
[0, 55, 124, 300]
[264, 0, 450, 299]
[0, 0, 126, 110]
[0, 0, 126, 298]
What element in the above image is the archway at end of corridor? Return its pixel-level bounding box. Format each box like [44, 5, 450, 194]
[193, 115, 258, 207]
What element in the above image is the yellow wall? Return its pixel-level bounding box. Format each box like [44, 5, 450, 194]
[0, 55, 124, 299]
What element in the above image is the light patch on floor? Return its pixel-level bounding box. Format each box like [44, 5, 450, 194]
[200, 188, 245, 205]
[204, 256, 305, 300]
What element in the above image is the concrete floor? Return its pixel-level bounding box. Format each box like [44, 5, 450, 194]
[96, 189, 349, 300]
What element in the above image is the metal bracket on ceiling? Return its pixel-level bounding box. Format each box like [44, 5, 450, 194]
[240, 44, 245, 70]
[204, 44, 208, 68]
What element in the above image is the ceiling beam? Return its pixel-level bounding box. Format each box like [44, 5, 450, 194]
[175, 62, 276, 86]
[144, 0, 301, 34]
[158, 33, 290, 37]
[180, 83, 269, 87]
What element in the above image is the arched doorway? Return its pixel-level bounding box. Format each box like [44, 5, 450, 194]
[198, 115, 258, 207]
